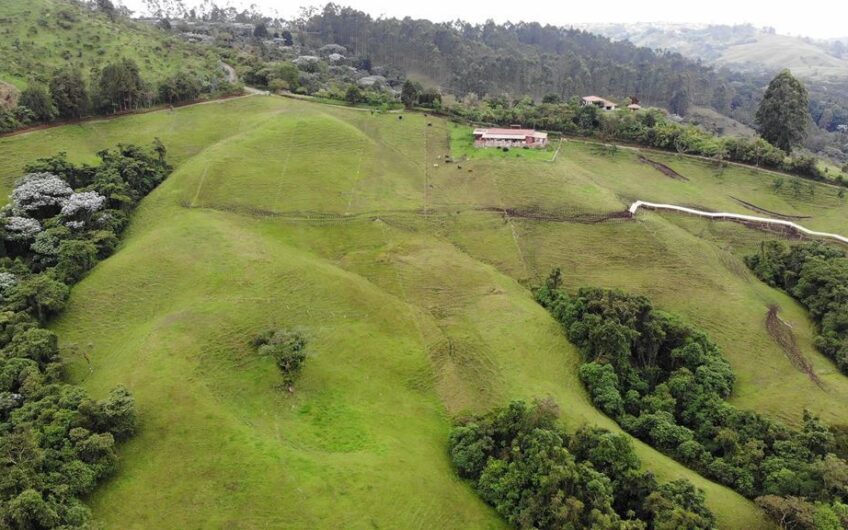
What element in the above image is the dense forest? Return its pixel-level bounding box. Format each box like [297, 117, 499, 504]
[535, 270, 848, 529]
[450, 400, 716, 529]
[299, 5, 733, 113]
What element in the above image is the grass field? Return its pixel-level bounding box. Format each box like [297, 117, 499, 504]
[0, 0, 220, 91]
[5, 94, 848, 528]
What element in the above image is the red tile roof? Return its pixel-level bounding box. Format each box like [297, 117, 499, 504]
[473, 128, 547, 139]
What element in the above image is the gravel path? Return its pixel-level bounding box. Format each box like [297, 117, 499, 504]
[629, 200, 848, 245]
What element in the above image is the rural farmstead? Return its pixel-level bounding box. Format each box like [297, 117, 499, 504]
[473, 127, 549, 148]
[581, 95, 619, 111]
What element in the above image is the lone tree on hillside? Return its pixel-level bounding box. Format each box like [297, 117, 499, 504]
[756, 70, 809, 153]
[253, 329, 308, 392]
[401, 79, 419, 109]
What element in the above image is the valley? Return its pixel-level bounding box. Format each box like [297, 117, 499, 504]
[2, 94, 847, 528]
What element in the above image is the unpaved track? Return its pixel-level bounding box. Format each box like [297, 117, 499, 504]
[221, 62, 267, 95]
[629, 201, 848, 245]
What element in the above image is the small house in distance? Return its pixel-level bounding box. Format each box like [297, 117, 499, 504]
[473, 128, 548, 148]
[581, 96, 618, 111]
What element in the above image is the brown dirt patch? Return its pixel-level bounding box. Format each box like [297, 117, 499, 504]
[735, 219, 807, 240]
[0, 81, 18, 111]
[730, 196, 812, 220]
[639, 155, 689, 181]
[766, 305, 824, 388]
[481, 206, 632, 224]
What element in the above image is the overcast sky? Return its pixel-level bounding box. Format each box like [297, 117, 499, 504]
[123, 0, 848, 40]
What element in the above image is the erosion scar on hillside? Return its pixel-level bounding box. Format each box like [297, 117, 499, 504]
[479, 206, 632, 224]
[730, 196, 813, 221]
[766, 305, 824, 389]
[638, 155, 689, 181]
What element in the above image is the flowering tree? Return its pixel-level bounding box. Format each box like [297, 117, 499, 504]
[0, 271, 17, 302]
[4, 216, 42, 241]
[61, 191, 106, 227]
[10, 172, 73, 218]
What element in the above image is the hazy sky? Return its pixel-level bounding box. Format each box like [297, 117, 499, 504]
[124, 0, 848, 39]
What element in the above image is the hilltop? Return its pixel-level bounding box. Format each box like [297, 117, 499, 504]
[577, 23, 848, 82]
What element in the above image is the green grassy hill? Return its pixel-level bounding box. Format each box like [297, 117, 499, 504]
[3, 95, 848, 528]
[581, 23, 848, 82]
[715, 32, 848, 80]
[0, 0, 220, 91]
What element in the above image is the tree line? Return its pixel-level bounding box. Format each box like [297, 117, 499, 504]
[300, 4, 740, 113]
[0, 58, 237, 134]
[450, 399, 716, 529]
[535, 271, 848, 529]
[0, 141, 172, 528]
[746, 242, 848, 375]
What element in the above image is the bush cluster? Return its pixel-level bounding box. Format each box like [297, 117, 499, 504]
[0, 141, 171, 528]
[449, 399, 715, 529]
[535, 270, 848, 529]
[746, 241, 848, 373]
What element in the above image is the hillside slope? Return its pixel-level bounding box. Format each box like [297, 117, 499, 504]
[579, 23, 848, 81]
[0, 0, 220, 91]
[5, 96, 848, 528]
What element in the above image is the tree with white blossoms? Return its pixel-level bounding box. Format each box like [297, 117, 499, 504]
[61, 191, 106, 227]
[10, 172, 73, 219]
[4, 216, 42, 241]
[0, 271, 17, 303]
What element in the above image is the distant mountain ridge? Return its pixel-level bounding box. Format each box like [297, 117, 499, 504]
[575, 23, 848, 81]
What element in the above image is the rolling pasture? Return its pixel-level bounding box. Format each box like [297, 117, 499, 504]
[2, 95, 848, 528]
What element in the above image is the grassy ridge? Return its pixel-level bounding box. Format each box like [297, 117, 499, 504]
[0, 0, 219, 90]
[4, 96, 848, 527]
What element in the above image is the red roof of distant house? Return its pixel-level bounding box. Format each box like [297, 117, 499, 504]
[473, 128, 548, 140]
[480, 128, 537, 136]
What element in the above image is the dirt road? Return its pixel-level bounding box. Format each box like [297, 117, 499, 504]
[629, 200, 848, 245]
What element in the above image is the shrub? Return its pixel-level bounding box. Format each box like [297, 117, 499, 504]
[55, 239, 98, 283]
[253, 329, 308, 391]
[19, 85, 57, 122]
